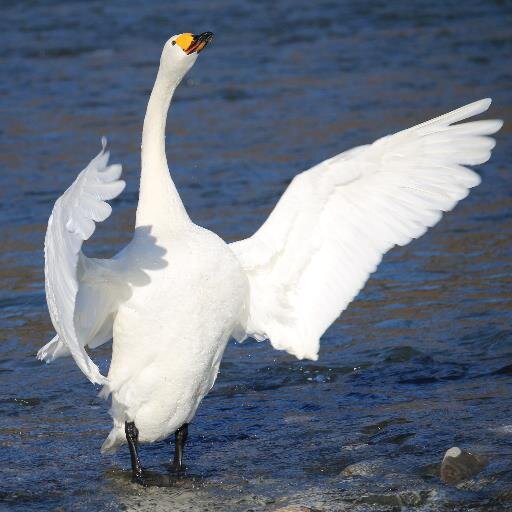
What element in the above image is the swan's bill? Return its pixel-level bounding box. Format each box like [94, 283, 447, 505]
[174, 32, 214, 55]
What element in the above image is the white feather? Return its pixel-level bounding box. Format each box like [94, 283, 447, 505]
[230, 99, 503, 360]
[38, 140, 125, 384]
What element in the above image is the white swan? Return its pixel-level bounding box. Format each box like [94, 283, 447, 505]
[37, 31, 502, 483]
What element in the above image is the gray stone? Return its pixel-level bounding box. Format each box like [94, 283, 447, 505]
[341, 460, 382, 477]
[440, 446, 487, 484]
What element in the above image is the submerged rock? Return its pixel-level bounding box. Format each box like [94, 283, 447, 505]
[341, 459, 382, 477]
[273, 506, 320, 512]
[357, 490, 433, 508]
[440, 447, 487, 484]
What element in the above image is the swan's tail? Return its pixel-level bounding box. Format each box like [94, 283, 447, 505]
[101, 423, 125, 454]
[100, 393, 128, 453]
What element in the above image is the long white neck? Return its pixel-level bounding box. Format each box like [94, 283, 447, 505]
[135, 64, 190, 232]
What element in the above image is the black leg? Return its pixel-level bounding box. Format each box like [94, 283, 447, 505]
[125, 421, 144, 484]
[171, 423, 189, 472]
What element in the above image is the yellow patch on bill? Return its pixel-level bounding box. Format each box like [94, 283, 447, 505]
[175, 33, 194, 52]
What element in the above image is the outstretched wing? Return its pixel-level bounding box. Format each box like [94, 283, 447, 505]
[230, 99, 502, 360]
[38, 139, 125, 384]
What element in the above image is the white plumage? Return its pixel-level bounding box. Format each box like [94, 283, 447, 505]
[37, 33, 502, 467]
[40, 138, 125, 384]
[230, 100, 502, 360]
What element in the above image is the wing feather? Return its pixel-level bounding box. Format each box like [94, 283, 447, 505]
[230, 99, 502, 360]
[38, 139, 125, 384]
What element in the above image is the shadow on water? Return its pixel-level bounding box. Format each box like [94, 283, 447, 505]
[0, 0, 511, 511]
[105, 466, 206, 489]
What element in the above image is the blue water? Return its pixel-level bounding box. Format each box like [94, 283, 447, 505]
[1, 1, 511, 510]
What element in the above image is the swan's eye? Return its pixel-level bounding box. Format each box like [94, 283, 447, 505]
[171, 41, 176, 46]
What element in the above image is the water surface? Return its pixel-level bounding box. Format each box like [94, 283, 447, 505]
[1, 1, 511, 510]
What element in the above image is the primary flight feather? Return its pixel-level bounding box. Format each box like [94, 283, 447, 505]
[37, 31, 502, 484]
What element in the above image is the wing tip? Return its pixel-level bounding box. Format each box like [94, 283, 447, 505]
[36, 347, 50, 363]
[451, 97, 493, 124]
[492, 118, 504, 133]
[36, 335, 63, 363]
[480, 97, 492, 110]
[471, 97, 492, 117]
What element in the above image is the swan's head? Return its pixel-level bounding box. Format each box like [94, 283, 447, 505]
[160, 32, 214, 79]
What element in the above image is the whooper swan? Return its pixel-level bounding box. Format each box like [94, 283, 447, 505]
[37, 31, 502, 484]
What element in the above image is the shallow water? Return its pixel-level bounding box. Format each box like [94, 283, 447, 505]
[1, 1, 511, 510]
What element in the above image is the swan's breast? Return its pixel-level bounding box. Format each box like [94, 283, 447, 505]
[108, 225, 248, 392]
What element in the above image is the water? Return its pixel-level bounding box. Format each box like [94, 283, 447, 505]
[1, 1, 511, 510]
